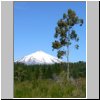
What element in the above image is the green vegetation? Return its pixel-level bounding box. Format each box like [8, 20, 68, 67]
[14, 61, 86, 98]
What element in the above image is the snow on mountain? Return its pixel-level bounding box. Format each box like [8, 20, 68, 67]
[15, 51, 63, 65]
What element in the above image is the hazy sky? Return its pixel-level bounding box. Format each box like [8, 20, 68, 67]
[14, 1, 86, 62]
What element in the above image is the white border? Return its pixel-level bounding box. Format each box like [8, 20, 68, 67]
[0, 1, 1, 99]
[86, 1, 87, 99]
[13, 1, 87, 99]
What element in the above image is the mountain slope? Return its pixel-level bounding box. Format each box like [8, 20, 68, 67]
[15, 51, 63, 65]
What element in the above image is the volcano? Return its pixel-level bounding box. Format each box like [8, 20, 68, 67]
[15, 51, 63, 65]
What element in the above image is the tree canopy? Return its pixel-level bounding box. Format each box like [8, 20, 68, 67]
[52, 9, 83, 59]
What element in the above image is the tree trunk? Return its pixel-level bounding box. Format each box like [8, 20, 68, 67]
[67, 30, 70, 81]
[67, 46, 69, 81]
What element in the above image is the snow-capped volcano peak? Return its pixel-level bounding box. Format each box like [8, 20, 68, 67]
[16, 50, 63, 65]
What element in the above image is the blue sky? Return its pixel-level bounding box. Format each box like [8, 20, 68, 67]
[14, 1, 86, 62]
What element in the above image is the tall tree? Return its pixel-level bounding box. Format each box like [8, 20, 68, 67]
[52, 9, 83, 80]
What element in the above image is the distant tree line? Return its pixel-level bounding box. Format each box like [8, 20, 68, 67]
[14, 61, 86, 82]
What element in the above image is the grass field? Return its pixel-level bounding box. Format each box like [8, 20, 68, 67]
[14, 61, 86, 98]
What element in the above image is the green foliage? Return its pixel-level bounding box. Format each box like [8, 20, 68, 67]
[52, 9, 84, 59]
[79, 19, 84, 26]
[57, 50, 66, 58]
[68, 9, 76, 19]
[52, 41, 61, 49]
[70, 30, 77, 40]
[75, 44, 79, 49]
[14, 78, 86, 98]
[63, 13, 67, 19]
[14, 62, 86, 98]
[14, 62, 86, 81]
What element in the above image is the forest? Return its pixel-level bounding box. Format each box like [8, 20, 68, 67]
[14, 61, 86, 98]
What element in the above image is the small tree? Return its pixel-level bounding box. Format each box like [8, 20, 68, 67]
[52, 9, 83, 80]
